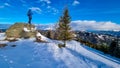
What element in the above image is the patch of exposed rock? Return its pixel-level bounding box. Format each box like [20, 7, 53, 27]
[5, 23, 37, 40]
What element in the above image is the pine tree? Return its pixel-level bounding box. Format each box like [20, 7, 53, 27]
[109, 40, 117, 55]
[57, 7, 74, 47]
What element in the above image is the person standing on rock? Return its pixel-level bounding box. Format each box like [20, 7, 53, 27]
[27, 9, 33, 24]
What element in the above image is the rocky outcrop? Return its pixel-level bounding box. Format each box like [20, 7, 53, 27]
[5, 23, 36, 40]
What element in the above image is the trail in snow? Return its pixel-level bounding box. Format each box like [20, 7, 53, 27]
[0, 33, 120, 68]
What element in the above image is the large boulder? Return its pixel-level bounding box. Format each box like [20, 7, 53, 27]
[5, 23, 37, 40]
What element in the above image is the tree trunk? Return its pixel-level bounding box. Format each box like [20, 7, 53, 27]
[63, 40, 66, 47]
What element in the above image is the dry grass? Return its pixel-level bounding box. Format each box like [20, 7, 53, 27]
[58, 43, 65, 48]
[0, 44, 7, 48]
[5, 23, 36, 39]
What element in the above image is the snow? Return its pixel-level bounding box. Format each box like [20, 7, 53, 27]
[23, 27, 37, 32]
[23, 27, 30, 32]
[0, 33, 120, 68]
[97, 35, 104, 40]
[0, 41, 9, 44]
[35, 24, 55, 30]
[31, 27, 36, 31]
[36, 32, 42, 37]
[0, 33, 6, 40]
[0, 33, 9, 44]
[36, 32, 51, 42]
[113, 30, 120, 32]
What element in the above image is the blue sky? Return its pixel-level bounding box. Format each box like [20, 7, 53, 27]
[0, 0, 120, 24]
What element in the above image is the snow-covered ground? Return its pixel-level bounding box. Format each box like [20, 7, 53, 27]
[0, 33, 120, 68]
[0, 33, 6, 41]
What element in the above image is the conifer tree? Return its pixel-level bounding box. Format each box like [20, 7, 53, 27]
[57, 7, 74, 47]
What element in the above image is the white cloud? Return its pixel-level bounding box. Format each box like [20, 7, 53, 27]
[46, 5, 59, 14]
[52, 8, 59, 14]
[40, 0, 51, 4]
[38, 0, 59, 14]
[72, 0, 80, 6]
[71, 20, 120, 31]
[4, 3, 11, 6]
[0, 3, 11, 9]
[30, 7, 42, 14]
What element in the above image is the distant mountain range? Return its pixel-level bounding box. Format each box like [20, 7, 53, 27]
[0, 24, 12, 29]
[89, 31, 120, 37]
[0, 24, 120, 37]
